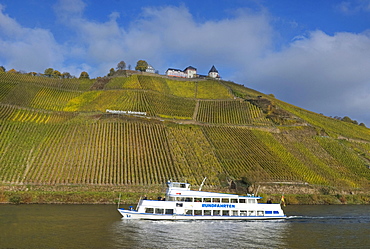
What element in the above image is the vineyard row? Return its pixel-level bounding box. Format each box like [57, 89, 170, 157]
[1, 119, 369, 188]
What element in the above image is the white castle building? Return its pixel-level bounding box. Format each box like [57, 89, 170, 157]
[166, 65, 220, 79]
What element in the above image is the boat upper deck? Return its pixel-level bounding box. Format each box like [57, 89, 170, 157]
[166, 181, 262, 200]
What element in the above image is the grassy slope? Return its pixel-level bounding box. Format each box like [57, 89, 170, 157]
[0, 73, 370, 204]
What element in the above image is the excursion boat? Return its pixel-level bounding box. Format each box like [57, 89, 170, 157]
[118, 180, 286, 220]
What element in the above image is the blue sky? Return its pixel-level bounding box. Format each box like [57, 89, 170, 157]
[1, 0, 370, 125]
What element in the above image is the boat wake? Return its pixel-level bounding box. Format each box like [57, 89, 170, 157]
[286, 215, 370, 224]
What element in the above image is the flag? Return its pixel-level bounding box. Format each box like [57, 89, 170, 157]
[281, 195, 286, 207]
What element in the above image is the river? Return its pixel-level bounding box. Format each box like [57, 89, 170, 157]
[0, 204, 369, 248]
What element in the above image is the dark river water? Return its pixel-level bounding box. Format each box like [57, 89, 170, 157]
[1, 204, 369, 248]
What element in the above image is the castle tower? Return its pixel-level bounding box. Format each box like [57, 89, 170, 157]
[208, 65, 219, 79]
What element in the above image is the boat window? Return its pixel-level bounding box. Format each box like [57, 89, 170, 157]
[213, 210, 221, 216]
[231, 199, 238, 203]
[176, 203, 183, 207]
[146, 208, 154, 214]
[168, 197, 175, 201]
[173, 183, 180, 188]
[240, 210, 247, 216]
[248, 210, 255, 216]
[155, 208, 164, 214]
[248, 199, 256, 204]
[204, 210, 212, 216]
[186, 210, 193, 215]
[204, 198, 211, 203]
[239, 199, 246, 203]
[222, 198, 229, 203]
[194, 197, 202, 202]
[194, 210, 202, 216]
[257, 211, 264, 216]
[222, 210, 229, 216]
[212, 198, 220, 203]
[185, 197, 193, 202]
[265, 211, 273, 214]
[273, 211, 279, 214]
[180, 183, 186, 188]
[231, 210, 238, 216]
[165, 209, 174, 215]
[176, 197, 186, 202]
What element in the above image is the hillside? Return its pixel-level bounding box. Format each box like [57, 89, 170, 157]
[1, 72, 370, 203]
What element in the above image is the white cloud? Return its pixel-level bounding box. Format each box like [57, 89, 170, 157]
[54, 2, 273, 77]
[53, 0, 86, 19]
[245, 30, 370, 124]
[0, 4, 62, 72]
[53, 0, 129, 76]
[1, 0, 273, 77]
[337, 0, 370, 14]
[128, 6, 273, 71]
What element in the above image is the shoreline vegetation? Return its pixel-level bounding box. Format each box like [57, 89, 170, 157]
[1, 184, 369, 205]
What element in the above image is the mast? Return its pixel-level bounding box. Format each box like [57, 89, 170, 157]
[117, 193, 122, 209]
[199, 177, 207, 191]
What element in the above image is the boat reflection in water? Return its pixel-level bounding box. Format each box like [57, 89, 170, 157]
[111, 219, 289, 248]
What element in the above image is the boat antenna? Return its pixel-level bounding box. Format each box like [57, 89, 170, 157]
[136, 196, 142, 211]
[199, 177, 207, 191]
[117, 193, 122, 209]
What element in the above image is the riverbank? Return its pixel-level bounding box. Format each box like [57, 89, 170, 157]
[1, 184, 369, 204]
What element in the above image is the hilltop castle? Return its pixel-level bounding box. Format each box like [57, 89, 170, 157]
[166, 65, 220, 79]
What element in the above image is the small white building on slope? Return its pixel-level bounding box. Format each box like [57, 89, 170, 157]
[146, 65, 156, 74]
[208, 65, 220, 79]
[166, 66, 197, 78]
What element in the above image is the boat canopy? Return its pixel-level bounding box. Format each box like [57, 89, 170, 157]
[167, 181, 191, 190]
[166, 181, 262, 199]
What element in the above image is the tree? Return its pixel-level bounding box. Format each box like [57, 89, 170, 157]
[240, 175, 260, 194]
[79, 71, 90, 79]
[116, 61, 126, 70]
[0, 66, 5, 72]
[135, 60, 148, 72]
[52, 70, 62, 78]
[44, 68, 54, 77]
[341, 116, 353, 123]
[107, 68, 115, 77]
[62, 72, 72, 79]
[8, 69, 18, 73]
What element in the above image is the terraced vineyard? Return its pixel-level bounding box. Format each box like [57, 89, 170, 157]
[202, 126, 296, 182]
[105, 75, 142, 90]
[0, 73, 91, 110]
[1, 72, 370, 192]
[196, 100, 272, 125]
[0, 104, 77, 124]
[166, 124, 223, 185]
[277, 101, 370, 141]
[20, 121, 178, 185]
